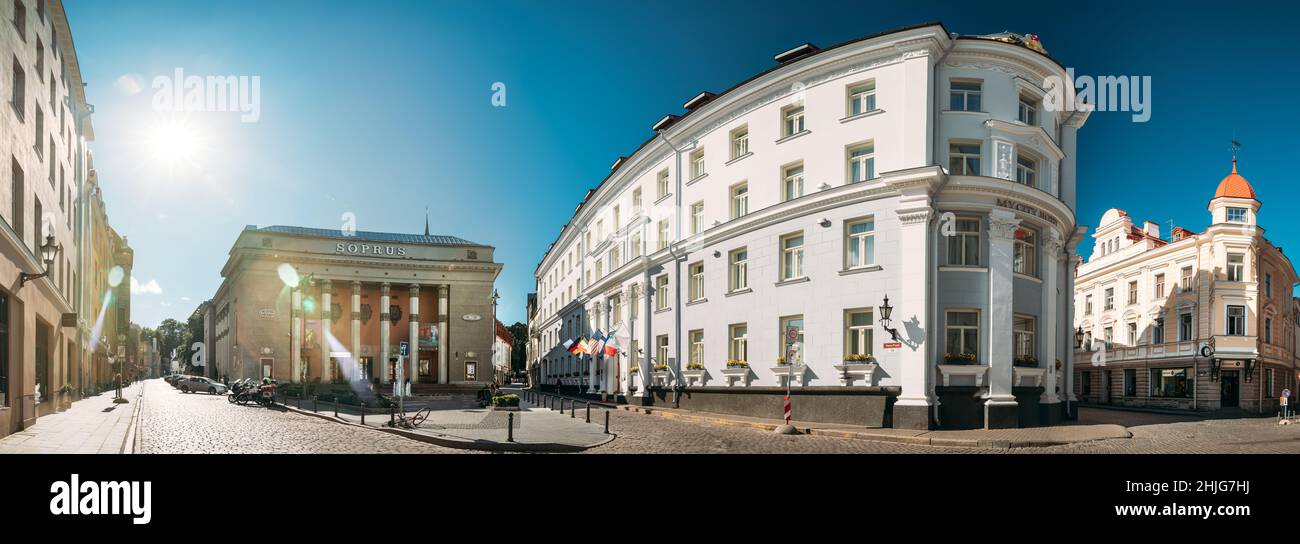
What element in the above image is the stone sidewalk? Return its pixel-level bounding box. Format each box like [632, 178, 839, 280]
[284, 395, 614, 452]
[0, 382, 145, 454]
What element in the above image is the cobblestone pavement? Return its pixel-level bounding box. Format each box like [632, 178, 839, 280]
[1041, 412, 1300, 454]
[138, 379, 465, 454]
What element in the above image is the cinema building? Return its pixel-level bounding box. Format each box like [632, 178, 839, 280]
[529, 22, 1090, 429]
[206, 225, 502, 392]
[1073, 161, 1299, 414]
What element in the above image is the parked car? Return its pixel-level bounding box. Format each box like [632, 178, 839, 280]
[177, 376, 226, 395]
[165, 375, 188, 387]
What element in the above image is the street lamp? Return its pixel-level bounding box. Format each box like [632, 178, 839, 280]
[1074, 326, 1085, 349]
[19, 233, 61, 287]
[878, 295, 900, 341]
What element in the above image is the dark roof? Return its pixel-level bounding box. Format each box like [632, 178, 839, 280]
[249, 225, 481, 247]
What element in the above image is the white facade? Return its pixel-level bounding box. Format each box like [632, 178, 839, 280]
[529, 23, 1088, 428]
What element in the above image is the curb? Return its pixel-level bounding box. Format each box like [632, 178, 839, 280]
[121, 384, 146, 454]
[615, 405, 1127, 449]
[281, 403, 615, 453]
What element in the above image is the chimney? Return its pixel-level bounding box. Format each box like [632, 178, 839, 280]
[1144, 221, 1160, 239]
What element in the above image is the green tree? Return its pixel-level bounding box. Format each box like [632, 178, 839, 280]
[508, 322, 528, 372]
[156, 319, 187, 372]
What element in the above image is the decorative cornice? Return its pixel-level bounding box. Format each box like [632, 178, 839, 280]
[988, 211, 1022, 240]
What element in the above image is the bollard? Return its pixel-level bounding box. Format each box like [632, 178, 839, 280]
[296, 395, 302, 409]
[604, 410, 610, 434]
[333, 398, 338, 418]
[313, 396, 318, 413]
[570, 400, 575, 418]
[586, 402, 591, 423]
[507, 412, 515, 442]
[360, 403, 366, 425]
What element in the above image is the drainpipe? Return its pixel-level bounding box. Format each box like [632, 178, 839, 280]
[654, 130, 690, 409]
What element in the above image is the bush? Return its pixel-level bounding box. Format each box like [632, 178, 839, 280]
[493, 394, 520, 407]
[726, 359, 749, 368]
[686, 362, 705, 370]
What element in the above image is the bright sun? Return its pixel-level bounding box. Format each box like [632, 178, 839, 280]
[144, 118, 201, 167]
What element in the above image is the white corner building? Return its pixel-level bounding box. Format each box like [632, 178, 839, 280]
[528, 22, 1089, 429]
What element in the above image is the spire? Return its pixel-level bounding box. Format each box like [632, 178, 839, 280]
[424, 207, 429, 236]
[1231, 138, 1241, 173]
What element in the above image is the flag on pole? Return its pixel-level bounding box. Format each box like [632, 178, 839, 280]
[562, 338, 574, 351]
[569, 337, 587, 355]
[602, 335, 619, 357]
[588, 331, 605, 356]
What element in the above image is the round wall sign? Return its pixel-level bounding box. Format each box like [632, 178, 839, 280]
[462, 314, 482, 322]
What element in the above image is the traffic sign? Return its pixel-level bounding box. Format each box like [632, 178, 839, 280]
[786, 326, 799, 343]
[399, 341, 409, 357]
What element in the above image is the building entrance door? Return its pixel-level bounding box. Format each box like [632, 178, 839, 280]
[1221, 370, 1240, 407]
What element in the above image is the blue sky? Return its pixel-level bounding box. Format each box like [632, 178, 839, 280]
[65, 0, 1299, 327]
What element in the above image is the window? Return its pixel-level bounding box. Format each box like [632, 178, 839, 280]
[1266, 317, 1273, 344]
[1154, 274, 1165, 298]
[1266, 273, 1273, 297]
[632, 188, 642, 213]
[35, 37, 43, 77]
[630, 233, 642, 258]
[688, 262, 704, 302]
[32, 198, 41, 250]
[1085, 294, 1093, 314]
[1103, 327, 1114, 347]
[728, 248, 748, 292]
[689, 201, 704, 235]
[947, 218, 980, 266]
[1104, 287, 1114, 310]
[782, 104, 805, 137]
[656, 169, 669, 199]
[1124, 369, 1137, 397]
[689, 149, 705, 180]
[1081, 371, 1092, 396]
[845, 218, 875, 269]
[34, 107, 43, 156]
[945, 310, 979, 357]
[613, 205, 621, 228]
[1151, 368, 1190, 398]
[12, 0, 25, 41]
[1018, 94, 1038, 125]
[848, 143, 875, 183]
[11, 56, 25, 121]
[1178, 312, 1193, 341]
[656, 335, 669, 367]
[780, 232, 804, 280]
[1181, 266, 1193, 290]
[1015, 153, 1037, 187]
[782, 163, 804, 201]
[845, 309, 873, 357]
[949, 142, 980, 175]
[596, 220, 604, 242]
[656, 219, 669, 251]
[630, 286, 639, 320]
[11, 158, 23, 241]
[1013, 228, 1036, 276]
[1227, 253, 1244, 282]
[1226, 207, 1248, 223]
[1226, 305, 1246, 336]
[655, 275, 668, 311]
[730, 125, 749, 159]
[848, 80, 876, 116]
[0, 292, 7, 407]
[689, 330, 704, 364]
[1127, 281, 1138, 305]
[1152, 317, 1165, 345]
[780, 315, 804, 364]
[730, 182, 748, 219]
[1127, 322, 1138, 346]
[1014, 315, 1036, 361]
[729, 324, 747, 362]
[949, 80, 982, 111]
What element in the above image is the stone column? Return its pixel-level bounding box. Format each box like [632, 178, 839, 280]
[320, 280, 332, 382]
[893, 204, 934, 429]
[437, 285, 449, 384]
[379, 282, 391, 384]
[1064, 227, 1086, 419]
[408, 284, 420, 384]
[588, 303, 601, 392]
[291, 287, 303, 384]
[637, 269, 653, 398]
[1040, 229, 1064, 423]
[350, 281, 362, 384]
[986, 210, 1021, 429]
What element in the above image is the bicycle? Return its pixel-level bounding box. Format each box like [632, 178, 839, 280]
[389, 403, 433, 429]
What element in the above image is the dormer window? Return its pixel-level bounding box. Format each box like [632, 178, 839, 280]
[1226, 207, 1248, 223]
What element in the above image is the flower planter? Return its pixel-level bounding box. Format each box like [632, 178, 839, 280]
[937, 364, 988, 387]
[681, 369, 708, 387]
[720, 366, 751, 387]
[1013, 367, 1047, 387]
[651, 370, 673, 387]
[832, 362, 878, 386]
[769, 364, 808, 387]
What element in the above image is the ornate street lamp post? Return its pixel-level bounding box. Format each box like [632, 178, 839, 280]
[19, 233, 61, 287]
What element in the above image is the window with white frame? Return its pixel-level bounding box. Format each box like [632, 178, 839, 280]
[630, 285, 639, 321]
[730, 125, 749, 159]
[1127, 322, 1138, 346]
[1015, 153, 1038, 187]
[630, 233, 642, 258]
[689, 330, 704, 364]
[782, 104, 805, 137]
[729, 247, 748, 292]
[848, 143, 875, 183]
[612, 295, 623, 326]
[1227, 253, 1245, 282]
[656, 335, 668, 366]
[1181, 266, 1193, 290]
[688, 262, 704, 301]
[949, 142, 981, 175]
[1226, 305, 1246, 336]
[729, 324, 747, 362]
[1013, 228, 1036, 276]
[845, 309, 873, 357]
[1014, 315, 1036, 361]
[783, 163, 804, 201]
[1104, 287, 1114, 310]
[947, 218, 980, 266]
[730, 182, 748, 219]
[1152, 317, 1165, 344]
[848, 80, 876, 116]
[1085, 294, 1093, 314]
[1018, 94, 1038, 125]
[690, 201, 704, 235]
[945, 310, 979, 357]
[949, 80, 982, 111]
[632, 187, 642, 213]
[1226, 207, 1248, 223]
[655, 275, 668, 311]
[657, 219, 669, 251]
[1104, 326, 1114, 347]
[1179, 312, 1193, 341]
[845, 218, 875, 269]
[1154, 273, 1165, 298]
[689, 148, 705, 180]
[1128, 280, 1138, 305]
[781, 232, 804, 280]
[657, 169, 669, 199]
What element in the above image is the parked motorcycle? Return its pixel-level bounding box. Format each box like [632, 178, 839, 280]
[256, 380, 278, 407]
[227, 379, 253, 403]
